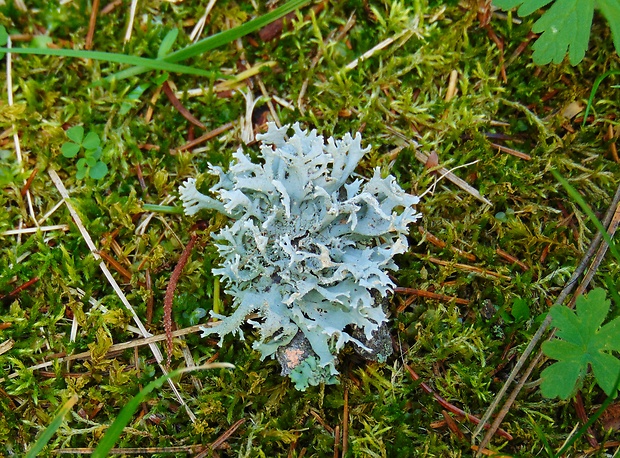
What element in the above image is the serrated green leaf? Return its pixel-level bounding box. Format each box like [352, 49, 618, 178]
[543, 288, 620, 399]
[540, 359, 583, 399]
[493, 0, 555, 16]
[590, 352, 620, 396]
[598, 0, 620, 58]
[549, 305, 585, 344]
[61, 142, 80, 158]
[596, 317, 620, 352]
[576, 288, 609, 335]
[82, 131, 100, 150]
[89, 161, 108, 180]
[530, 0, 594, 65]
[66, 125, 84, 144]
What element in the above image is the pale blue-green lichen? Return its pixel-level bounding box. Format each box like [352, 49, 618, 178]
[179, 123, 420, 390]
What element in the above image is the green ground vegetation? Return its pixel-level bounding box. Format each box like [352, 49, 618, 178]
[1, 0, 619, 456]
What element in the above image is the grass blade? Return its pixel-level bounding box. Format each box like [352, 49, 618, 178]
[25, 394, 79, 458]
[0, 47, 213, 77]
[551, 169, 620, 263]
[105, 0, 310, 81]
[91, 363, 234, 458]
[165, 0, 310, 62]
[142, 203, 185, 214]
[581, 69, 620, 126]
[553, 371, 620, 457]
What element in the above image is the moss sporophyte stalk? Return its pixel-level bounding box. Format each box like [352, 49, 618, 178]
[179, 123, 420, 390]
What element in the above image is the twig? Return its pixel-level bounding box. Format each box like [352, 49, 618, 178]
[162, 80, 206, 129]
[209, 418, 246, 450]
[20, 167, 38, 196]
[85, 0, 100, 50]
[473, 181, 620, 452]
[394, 287, 470, 305]
[173, 122, 234, 153]
[189, 0, 218, 42]
[386, 126, 492, 206]
[0, 277, 39, 301]
[124, 0, 138, 42]
[404, 364, 513, 441]
[346, 27, 415, 70]
[419, 227, 477, 261]
[489, 142, 531, 161]
[2, 324, 212, 379]
[495, 248, 528, 271]
[427, 257, 511, 281]
[0, 225, 69, 236]
[55, 445, 213, 454]
[48, 169, 196, 422]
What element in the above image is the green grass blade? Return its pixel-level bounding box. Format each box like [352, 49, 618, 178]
[105, 0, 310, 81]
[25, 394, 79, 458]
[0, 47, 213, 77]
[91, 363, 233, 458]
[142, 203, 185, 214]
[165, 0, 310, 62]
[581, 70, 620, 126]
[551, 169, 620, 263]
[553, 371, 620, 457]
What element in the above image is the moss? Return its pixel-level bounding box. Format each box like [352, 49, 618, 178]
[1, 0, 619, 455]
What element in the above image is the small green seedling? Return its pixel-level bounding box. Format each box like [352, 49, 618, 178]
[494, 0, 620, 65]
[541, 288, 620, 399]
[61, 126, 108, 180]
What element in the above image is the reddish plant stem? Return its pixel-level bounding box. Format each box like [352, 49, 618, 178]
[162, 81, 206, 130]
[164, 234, 197, 368]
[20, 168, 38, 197]
[404, 363, 513, 441]
[0, 277, 39, 301]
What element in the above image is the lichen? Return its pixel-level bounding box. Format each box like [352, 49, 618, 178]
[179, 122, 420, 389]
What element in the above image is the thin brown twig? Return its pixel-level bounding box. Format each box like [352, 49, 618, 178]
[162, 80, 206, 130]
[209, 418, 246, 450]
[404, 364, 513, 441]
[495, 248, 529, 271]
[419, 227, 477, 261]
[173, 122, 234, 153]
[474, 182, 620, 453]
[394, 286, 470, 305]
[427, 257, 511, 281]
[1, 324, 215, 382]
[55, 445, 211, 454]
[20, 167, 38, 197]
[386, 126, 492, 206]
[333, 425, 340, 458]
[85, 0, 100, 50]
[0, 276, 39, 301]
[489, 142, 531, 161]
[574, 392, 599, 448]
